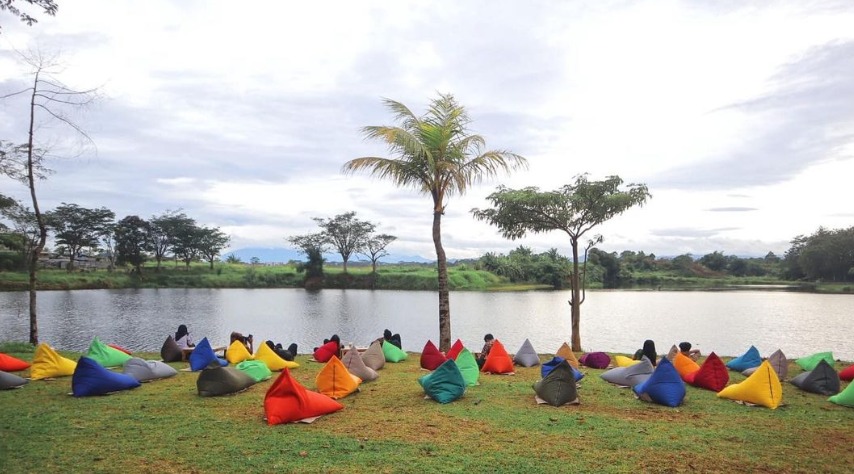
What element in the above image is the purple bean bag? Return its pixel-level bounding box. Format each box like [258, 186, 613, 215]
[580, 351, 611, 369]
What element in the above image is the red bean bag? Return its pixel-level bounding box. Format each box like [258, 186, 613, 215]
[108, 344, 133, 355]
[481, 340, 514, 374]
[0, 353, 31, 372]
[684, 352, 729, 392]
[446, 339, 465, 360]
[313, 341, 339, 363]
[264, 368, 344, 425]
[839, 364, 854, 382]
[420, 340, 447, 371]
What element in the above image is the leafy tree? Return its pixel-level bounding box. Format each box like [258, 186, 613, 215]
[46, 202, 114, 271]
[362, 233, 397, 274]
[472, 174, 650, 351]
[225, 254, 242, 264]
[170, 219, 202, 270]
[288, 232, 328, 280]
[795, 226, 854, 281]
[1, 50, 97, 344]
[149, 210, 194, 270]
[588, 248, 621, 288]
[0, 0, 57, 32]
[313, 211, 374, 273]
[197, 226, 230, 270]
[343, 93, 527, 352]
[113, 215, 151, 274]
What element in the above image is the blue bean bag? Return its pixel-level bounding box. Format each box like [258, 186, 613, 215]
[632, 358, 686, 407]
[189, 337, 228, 371]
[418, 359, 466, 404]
[726, 345, 762, 372]
[72, 357, 141, 397]
[542, 356, 584, 381]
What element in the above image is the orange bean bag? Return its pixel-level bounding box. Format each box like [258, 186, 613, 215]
[0, 353, 30, 372]
[481, 340, 514, 374]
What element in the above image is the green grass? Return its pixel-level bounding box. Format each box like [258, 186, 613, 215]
[0, 347, 851, 473]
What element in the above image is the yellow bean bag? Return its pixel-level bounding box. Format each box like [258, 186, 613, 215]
[555, 342, 579, 368]
[717, 360, 783, 409]
[225, 339, 253, 365]
[30, 343, 77, 380]
[254, 343, 299, 371]
[315, 356, 361, 399]
[614, 355, 640, 367]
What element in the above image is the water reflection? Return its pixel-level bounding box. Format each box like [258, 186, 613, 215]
[0, 288, 851, 361]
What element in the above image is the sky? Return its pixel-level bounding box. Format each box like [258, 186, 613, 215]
[1, 0, 853, 261]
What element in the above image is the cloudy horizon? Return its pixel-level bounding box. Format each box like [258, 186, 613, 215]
[2, 1, 852, 261]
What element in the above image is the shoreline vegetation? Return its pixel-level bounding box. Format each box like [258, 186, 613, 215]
[0, 346, 851, 473]
[0, 262, 849, 293]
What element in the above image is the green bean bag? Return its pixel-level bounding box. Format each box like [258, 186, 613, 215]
[418, 359, 466, 404]
[236, 360, 273, 383]
[86, 336, 132, 368]
[455, 348, 480, 386]
[828, 380, 854, 408]
[382, 340, 408, 362]
[795, 352, 834, 371]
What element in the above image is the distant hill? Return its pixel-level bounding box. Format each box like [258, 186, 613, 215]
[222, 247, 432, 264]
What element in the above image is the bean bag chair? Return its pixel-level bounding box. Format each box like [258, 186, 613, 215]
[361, 340, 385, 371]
[513, 339, 541, 367]
[197, 365, 255, 397]
[86, 336, 132, 368]
[30, 343, 77, 380]
[795, 352, 834, 372]
[254, 342, 299, 371]
[717, 360, 783, 409]
[555, 342, 579, 368]
[666, 345, 679, 362]
[189, 338, 228, 371]
[684, 352, 728, 392]
[264, 368, 344, 425]
[481, 340, 514, 374]
[840, 364, 854, 382]
[0, 370, 28, 389]
[420, 340, 447, 371]
[542, 357, 584, 381]
[580, 352, 611, 369]
[743, 349, 788, 380]
[0, 352, 31, 371]
[108, 344, 132, 355]
[313, 341, 340, 363]
[533, 360, 580, 407]
[236, 360, 273, 383]
[72, 357, 140, 397]
[226, 339, 253, 365]
[446, 339, 465, 360]
[341, 344, 378, 382]
[315, 356, 361, 399]
[382, 340, 408, 363]
[790, 359, 839, 396]
[614, 355, 640, 368]
[160, 336, 183, 363]
[632, 358, 686, 407]
[672, 352, 701, 381]
[122, 357, 178, 382]
[601, 357, 653, 387]
[455, 348, 480, 386]
[418, 359, 466, 404]
[726, 345, 761, 372]
[828, 380, 854, 408]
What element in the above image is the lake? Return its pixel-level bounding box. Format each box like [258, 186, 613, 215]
[0, 288, 851, 361]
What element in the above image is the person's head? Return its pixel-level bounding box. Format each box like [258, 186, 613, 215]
[679, 342, 692, 353]
[330, 334, 340, 345]
[175, 324, 189, 339]
[642, 339, 657, 365]
[484, 333, 494, 342]
[383, 329, 392, 340]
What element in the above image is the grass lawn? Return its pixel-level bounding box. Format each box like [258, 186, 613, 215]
[0, 347, 852, 474]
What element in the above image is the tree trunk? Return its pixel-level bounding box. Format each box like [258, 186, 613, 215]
[343, 257, 348, 273]
[433, 210, 451, 352]
[569, 239, 581, 352]
[26, 70, 43, 346]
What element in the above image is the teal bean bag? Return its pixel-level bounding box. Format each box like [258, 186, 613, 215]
[418, 359, 466, 404]
[726, 345, 761, 372]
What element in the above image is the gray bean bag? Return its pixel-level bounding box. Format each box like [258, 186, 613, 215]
[790, 359, 840, 395]
[600, 356, 654, 387]
[0, 370, 28, 389]
[742, 349, 788, 380]
[514, 338, 541, 367]
[160, 336, 183, 363]
[341, 344, 379, 382]
[123, 357, 178, 382]
[361, 340, 385, 371]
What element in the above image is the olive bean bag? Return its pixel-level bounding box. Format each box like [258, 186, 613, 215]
[361, 340, 385, 371]
[122, 357, 178, 382]
[726, 345, 761, 372]
[420, 340, 447, 370]
[197, 365, 255, 397]
[455, 348, 480, 387]
[0, 352, 31, 372]
[790, 359, 839, 395]
[533, 360, 580, 407]
[315, 356, 361, 399]
[86, 336, 132, 368]
[264, 368, 344, 425]
[718, 360, 783, 409]
[254, 342, 299, 371]
[513, 338, 541, 367]
[236, 360, 273, 383]
[0, 370, 28, 389]
[446, 339, 465, 360]
[160, 336, 183, 363]
[340, 344, 378, 382]
[189, 338, 228, 371]
[632, 358, 686, 407]
[72, 356, 140, 397]
[795, 352, 834, 372]
[418, 359, 466, 404]
[382, 340, 408, 363]
[30, 343, 77, 380]
[684, 352, 728, 392]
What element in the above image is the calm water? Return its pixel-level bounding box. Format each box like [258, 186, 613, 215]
[0, 288, 851, 360]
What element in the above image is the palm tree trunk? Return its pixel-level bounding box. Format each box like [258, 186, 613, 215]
[433, 210, 451, 352]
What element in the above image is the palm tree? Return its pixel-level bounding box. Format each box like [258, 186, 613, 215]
[342, 93, 527, 351]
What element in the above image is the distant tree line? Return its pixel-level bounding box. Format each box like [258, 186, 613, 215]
[0, 198, 229, 274]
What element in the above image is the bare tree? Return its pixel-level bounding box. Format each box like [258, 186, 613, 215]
[1, 49, 97, 344]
